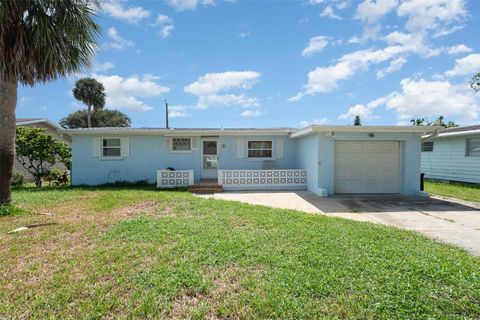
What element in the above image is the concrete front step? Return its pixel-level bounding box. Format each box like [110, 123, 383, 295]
[187, 183, 223, 194]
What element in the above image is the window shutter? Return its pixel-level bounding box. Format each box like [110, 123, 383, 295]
[191, 137, 198, 150]
[120, 137, 129, 157]
[92, 137, 101, 157]
[164, 137, 172, 151]
[236, 139, 244, 159]
[276, 139, 284, 159]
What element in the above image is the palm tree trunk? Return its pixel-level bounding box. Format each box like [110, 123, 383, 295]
[0, 79, 17, 205]
[87, 104, 92, 128]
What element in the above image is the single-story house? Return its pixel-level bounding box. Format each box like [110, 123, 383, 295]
[421, 124, 480, 184]
[63, 125, 436, 197]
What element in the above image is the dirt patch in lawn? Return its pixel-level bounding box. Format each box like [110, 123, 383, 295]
[0, 198, 166, 316]
[169, 265, 263, 318]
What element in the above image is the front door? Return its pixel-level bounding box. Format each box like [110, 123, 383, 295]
[201, 138, 218, 179]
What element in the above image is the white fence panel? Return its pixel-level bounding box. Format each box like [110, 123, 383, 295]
[157, 170, 194, 188]
[218, 169, 306, 190]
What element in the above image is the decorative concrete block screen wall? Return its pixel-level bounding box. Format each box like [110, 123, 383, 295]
[218, 169, 307, 190]
[157, 170, 194, 188]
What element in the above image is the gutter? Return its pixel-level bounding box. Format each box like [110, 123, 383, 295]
[421, 129, 440, 141]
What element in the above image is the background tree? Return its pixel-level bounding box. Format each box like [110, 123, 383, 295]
[411, 116, 458, 128]
[410, 118, 427, 126]
[15, 127, 71, 188]
[0, 0, 100, 204]
[353, 115, 361, 126]
[72, 77, 106, 128]
[60, 109, 131, 128]
[471, 72, 480, 92]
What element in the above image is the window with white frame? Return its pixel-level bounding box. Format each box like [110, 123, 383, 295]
[421, 141, 434, 152]
[247, 141, 272, 158]
[466, 138, 480, 157]
[172, 137, 192, 151]
[102, 138, 121, 157]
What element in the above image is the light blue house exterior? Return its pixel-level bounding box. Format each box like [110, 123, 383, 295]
[422, 125, 480, 184]
[64, 125, 434, 196]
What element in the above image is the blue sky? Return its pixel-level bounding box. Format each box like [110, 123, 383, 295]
[17, 0, 480, 128]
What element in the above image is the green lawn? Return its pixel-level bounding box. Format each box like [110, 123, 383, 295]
[1, 186, 479, 319]
[425, 180, 480, 203]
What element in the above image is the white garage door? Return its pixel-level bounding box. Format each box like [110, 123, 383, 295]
[334, 141, 400, 194]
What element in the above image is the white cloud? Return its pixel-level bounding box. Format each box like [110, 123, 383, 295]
[336, 1, 350, 10]
[166, 0, 214, 11]
[348, 24, 381, 44]
[93, 61, 114, 73]
[301, 36, 329, 57]
[385, 78, 479, 121]
[169, 105, 188, 118]
[320, 6, 341, 20]
[185, 72, 261, 109]
[355, 0, 397, 24]
[397, 0, 466, 32]
[346, 78, 479, 122]
[447, 44, 473, 55]
[444, 54, 480, 78]
[376, 57, 407, 79]
[154, 14, 175, 39]
[93, 74, 170, 112]
[339, 96, 391, 120]
[103, 1, 151, 24]
[239, 31, 250, 38]
[155, 14, 173, 25]
[290, 42, 416, 100]
[298, 117, 329, 127]
[159, 25, 175, 39]
[241, 110, 263, 118]
[104, 27, 134, 50]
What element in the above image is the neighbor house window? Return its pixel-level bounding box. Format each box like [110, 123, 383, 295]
[102, 138, 121, 157]
[466, 138, 480, 157]
[248, 141, 272, 158]
[172, 137, 192, 151]
[421, 141, 434, 152]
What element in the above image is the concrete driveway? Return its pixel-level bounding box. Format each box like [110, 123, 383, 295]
[200, 191, 480, 256]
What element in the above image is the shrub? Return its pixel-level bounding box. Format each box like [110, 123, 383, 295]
[11, 171, 24, 187]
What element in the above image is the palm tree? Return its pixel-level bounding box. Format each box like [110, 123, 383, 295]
[0, 0, 100, 204]
[72, 77, 106, 128]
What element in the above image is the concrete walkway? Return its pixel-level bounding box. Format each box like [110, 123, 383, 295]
[198, 191, 480, 256]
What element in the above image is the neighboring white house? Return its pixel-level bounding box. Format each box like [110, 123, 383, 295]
[422, 125, 480, 184]
[63, 125, 436, 196]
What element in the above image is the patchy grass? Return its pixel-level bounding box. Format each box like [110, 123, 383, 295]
[0, 186, 479, 318]
[425, 180, 480, 203]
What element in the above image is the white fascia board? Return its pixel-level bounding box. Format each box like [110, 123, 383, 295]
[434, 129, 480, 138]
[60, 128, 293, 136]
[290, 125, 441, 138]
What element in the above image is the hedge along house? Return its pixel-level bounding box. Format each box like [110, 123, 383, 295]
[421, 125, 480, 184]
[63, 125, 436, 197]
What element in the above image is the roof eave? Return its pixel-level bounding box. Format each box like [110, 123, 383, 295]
[290, 125, 441, 138]
[59, 128, 294, 136]
[431, 129, 480, 139]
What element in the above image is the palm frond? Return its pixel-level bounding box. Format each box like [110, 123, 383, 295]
[0, 0, 101, 85]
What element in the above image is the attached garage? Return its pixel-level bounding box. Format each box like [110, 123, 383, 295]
[334, 141, 400, 194]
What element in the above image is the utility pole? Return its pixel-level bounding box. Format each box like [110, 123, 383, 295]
[165, 99, 169, 129]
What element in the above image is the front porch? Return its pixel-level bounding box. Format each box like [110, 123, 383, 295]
[157, 169, 307, 192]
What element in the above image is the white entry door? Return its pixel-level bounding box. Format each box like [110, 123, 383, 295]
[334, 141, 400, 193]
[201, 138, 218, 179]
